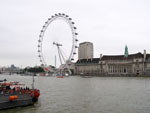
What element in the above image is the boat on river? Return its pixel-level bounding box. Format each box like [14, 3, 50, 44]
[56, 76, 64, 78]
[0, 79, 40, 110]
[56, 73, 64, 78]
[56, 73, 70, 78]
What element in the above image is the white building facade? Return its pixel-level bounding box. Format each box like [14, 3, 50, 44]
[75, 52, 150, 76]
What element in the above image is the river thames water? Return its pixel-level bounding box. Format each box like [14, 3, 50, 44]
[1, 74, 150, 113]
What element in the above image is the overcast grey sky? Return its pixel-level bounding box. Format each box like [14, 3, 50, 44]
[0, 0, 150, 68]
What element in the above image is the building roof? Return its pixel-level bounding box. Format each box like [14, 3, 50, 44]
[75, 52, 149, 64]
[76, 58, 100, 64]
[79, 42, 93, 45]
[101, 52, 143, 60]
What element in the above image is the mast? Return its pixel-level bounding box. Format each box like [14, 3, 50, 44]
[32, 73, 35, 97]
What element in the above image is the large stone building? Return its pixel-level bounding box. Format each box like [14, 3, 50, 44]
[78, 42, 93, 60]
[75, 42, 150, 76]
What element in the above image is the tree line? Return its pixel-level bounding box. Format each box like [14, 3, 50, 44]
[23, 66, 45, 73]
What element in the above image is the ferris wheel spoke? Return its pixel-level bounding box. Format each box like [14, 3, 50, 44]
[59, 48, 67, 64]
[57, 47, 63, 65]
[60, 47, 68, 60]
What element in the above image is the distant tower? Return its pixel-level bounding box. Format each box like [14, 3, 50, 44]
[78, 42, 93, 60]
[124, 45, 129, 58]
[55, 55, 56, 68]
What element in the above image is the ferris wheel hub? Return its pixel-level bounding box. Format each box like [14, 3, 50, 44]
[53, 42, 62, 46]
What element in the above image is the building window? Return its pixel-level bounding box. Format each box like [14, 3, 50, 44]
[136, 70, 139, 75]
[124, 68, 126, 73]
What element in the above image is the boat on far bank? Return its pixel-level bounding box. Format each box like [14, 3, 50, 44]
[80, 73, 93, 78]
[56, 73, 70, 78]
[56, 76, 64, 78]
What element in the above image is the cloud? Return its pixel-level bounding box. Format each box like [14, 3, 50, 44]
[0, 0, 150, 67]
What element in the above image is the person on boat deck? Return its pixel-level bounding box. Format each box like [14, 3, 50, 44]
[13, 87, 15, 91]
[6, 85, 11, 90]
[0, 87, 2, 93]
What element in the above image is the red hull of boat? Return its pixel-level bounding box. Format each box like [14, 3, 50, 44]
[56, 76, 64, 78]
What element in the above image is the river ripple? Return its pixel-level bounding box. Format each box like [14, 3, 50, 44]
[1, 74, 150, 113]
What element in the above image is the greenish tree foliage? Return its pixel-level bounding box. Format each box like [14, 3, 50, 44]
[24, 66, 45, 73]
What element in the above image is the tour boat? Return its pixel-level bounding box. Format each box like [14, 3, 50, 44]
[0, 79, 40, 110]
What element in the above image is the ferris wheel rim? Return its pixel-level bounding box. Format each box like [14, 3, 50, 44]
[38, 13, 78, 69]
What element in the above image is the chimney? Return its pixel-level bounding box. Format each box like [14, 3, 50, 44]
[144, 50, 146, 62]
[100, 54, 102, 60]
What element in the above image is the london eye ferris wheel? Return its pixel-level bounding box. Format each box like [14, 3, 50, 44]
[37, 13, 78, 75]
